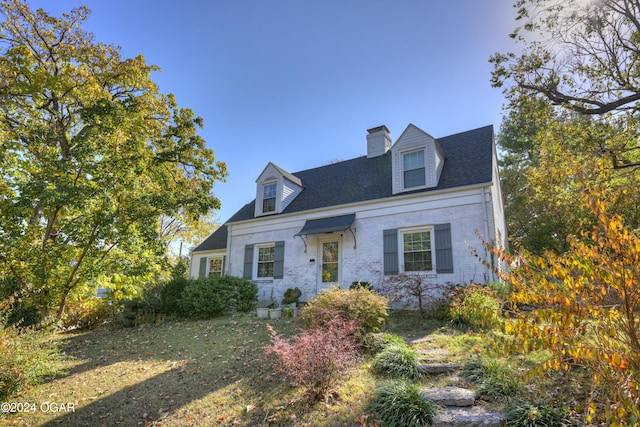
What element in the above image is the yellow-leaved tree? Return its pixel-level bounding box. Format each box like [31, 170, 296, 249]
[484, 187, 639, 425]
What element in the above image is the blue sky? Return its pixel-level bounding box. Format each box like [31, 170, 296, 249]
[30, 0, 518, 232]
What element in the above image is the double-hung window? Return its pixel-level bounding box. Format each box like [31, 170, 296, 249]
[256, 244, 275, 278]
[402, 228, 433, 272]
[208, 257, 224, 277]
[402, 149, 426, 189]
[262, 182, 277, 213]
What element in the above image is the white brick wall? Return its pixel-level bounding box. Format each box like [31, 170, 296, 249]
[224, 186, 494, 304]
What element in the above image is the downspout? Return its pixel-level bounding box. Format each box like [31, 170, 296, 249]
[480, 186, 494, 281]
[226, 224, 232, 275]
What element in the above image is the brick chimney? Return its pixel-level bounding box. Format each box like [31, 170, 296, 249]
[366, 125, 392, 158]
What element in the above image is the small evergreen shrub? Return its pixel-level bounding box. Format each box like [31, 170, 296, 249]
[159, 276, 189, 315]
[301, 286, 389, 334]
[62, 297, 119, 329]
[504, 400, 568, 427]
[282, 287, 302, 305]
[369, 379, 437, 427]
[372, 343, 422, 380]
[462, 356, 522, 398]
[263, 315, 361, 401]
[363, 332, 407, 355]
[121, 297, 162, 327]
[449, 283, 503, 330]
[178, 277, 234, 318]
[224, 276, 258, 312]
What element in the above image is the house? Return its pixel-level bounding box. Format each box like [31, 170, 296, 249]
[190, 123, 507, 304]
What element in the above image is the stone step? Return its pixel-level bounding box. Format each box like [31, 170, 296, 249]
[432, 406, 504, 427]
[421, 386, 476, 407]
[417, 362, 462, 375]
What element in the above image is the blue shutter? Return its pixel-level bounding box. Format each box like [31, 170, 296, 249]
[273, 241, 285, 279]
[198, 257, 207, 278]
[434, 223, 453, 274]
[243, 245, 254, 279]
[383, 229, 399, 275]
[222, 255, 227, 276]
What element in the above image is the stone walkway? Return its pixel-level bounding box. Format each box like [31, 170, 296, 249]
[411, 341, 505, 426]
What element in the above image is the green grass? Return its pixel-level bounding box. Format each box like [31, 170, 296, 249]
[0, 309, 592, 426]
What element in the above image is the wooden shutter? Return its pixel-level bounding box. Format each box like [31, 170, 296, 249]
[273, 241, 285, 279]
[198, 257, 207, 278]
[383, 229, 399, 275]
[434, 223, 453, 273]
[243, 245, 254, 279]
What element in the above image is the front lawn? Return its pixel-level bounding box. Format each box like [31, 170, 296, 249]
[1, 312, 447, 426]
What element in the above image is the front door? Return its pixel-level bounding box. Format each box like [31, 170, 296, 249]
[318, 238, 340, 292]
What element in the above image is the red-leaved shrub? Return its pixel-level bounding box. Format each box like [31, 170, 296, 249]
[263, 315, 361, 401]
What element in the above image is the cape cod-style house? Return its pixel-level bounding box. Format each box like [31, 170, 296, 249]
[190, 123, 507, 304]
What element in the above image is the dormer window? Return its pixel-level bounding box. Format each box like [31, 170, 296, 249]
[402, 149, 426, 189]
[255, 162, 303, 217]
[262, 182, 277, 213]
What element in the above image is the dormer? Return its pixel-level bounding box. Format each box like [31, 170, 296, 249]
[391, 124, 445, 194]
[255, 162, 303, 217]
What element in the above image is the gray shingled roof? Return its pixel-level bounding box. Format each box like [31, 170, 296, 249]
[192, 125, 494, 252]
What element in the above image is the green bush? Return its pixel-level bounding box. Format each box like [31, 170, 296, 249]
[504, 400, 568, 427]
[62, 297, 119, 329]
[462, 356, 522, 398]
[372, 343, 422, 380]
[178, 277, 234, 318]
[282, 287, 302, 305]
[301, 286, 389, 333]
[449, 283, 503, 330]
[363, 332, 407, 355]
[160, 276, 189, 315]
[369, 379, 438, 427]
[224, 276, 258, 312]
[121, 297, 162, 327]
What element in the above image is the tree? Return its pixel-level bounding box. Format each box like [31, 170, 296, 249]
[0, 1, 226, 319]
[491, 0, 640, 168]
[497, 95, 640, 253]
[482, 188, 640, 425]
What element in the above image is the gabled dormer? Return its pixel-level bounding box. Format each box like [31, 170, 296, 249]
[391, 124, 445, 194]
[255, 162, 303, 217]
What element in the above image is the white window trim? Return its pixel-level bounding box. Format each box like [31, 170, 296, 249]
[256, 179, 280, 216]
[398, 225, 435, 273]
[401, 148, 428, 191]
[254, 242, 275, 280]
[207, 256, 224, 277]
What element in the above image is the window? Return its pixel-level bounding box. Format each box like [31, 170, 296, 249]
[402, 229, 432, 271]
[262, 182, 277, 213]
[403, 149, 426, 189]
[257, 244, 275, 278]
[209, 256, 224, 277]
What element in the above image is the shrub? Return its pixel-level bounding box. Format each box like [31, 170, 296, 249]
[61, 297, 119, 329]
[0, 324, 65, 400]
[224, 276, 258, 312]
[282, 287, 302, 305]
[350, 280, 373, 290]
[369, 379, 438, 427]
[504, 400, 568, 427]
[121, 297, 162, 327]
[263, 315, 361, 401]
[159, 276, 189, 315]
[372, 343, 422, 380]
[301, 286, 389, 334]
[363, 332, 407, 355]
[178, 277, 234, 318]
[449, 283, 503, 330]
[462, 356, 522, 398]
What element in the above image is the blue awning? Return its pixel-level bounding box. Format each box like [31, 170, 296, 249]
[295, 213, 355, 236]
